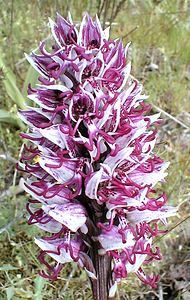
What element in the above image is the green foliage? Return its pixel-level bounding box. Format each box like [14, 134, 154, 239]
[0, 53, 26, 109]
[33, 277, 46, 300]
[22, 65, 39, 102]
[0, 109, 25, 129]
[0, 53, 38, 128]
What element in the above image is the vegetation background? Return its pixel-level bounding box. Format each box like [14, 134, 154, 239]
[0, 0, 190, 299]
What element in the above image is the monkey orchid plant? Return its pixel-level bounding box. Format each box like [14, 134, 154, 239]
[18, 13, 176, 300]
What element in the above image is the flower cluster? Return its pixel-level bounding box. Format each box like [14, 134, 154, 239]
[18, 13, 176, 295]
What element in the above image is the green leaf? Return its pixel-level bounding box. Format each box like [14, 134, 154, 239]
[6, 286, 15, 300]
[0, 264, 18, 271]
[22, 65, 38, 104]
[34, 276, 46, 300]
[0, 109, 25, 129]
[0, 53, 26, 109]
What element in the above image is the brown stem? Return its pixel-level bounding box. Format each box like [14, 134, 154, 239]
[91, 243, 115, 300]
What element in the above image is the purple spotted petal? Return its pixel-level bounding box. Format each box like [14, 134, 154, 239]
[42, 202, 87, 232]
[34, 237, 80, 263]
[126, 206, 176, 224]
[98, 226, 135, 252]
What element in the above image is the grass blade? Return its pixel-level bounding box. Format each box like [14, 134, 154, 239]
[0, 109, 25, 129]
[6, 286, 15, 300]
[22, 65, 38, 104]
[0, 53, 26, 109]
[34, 276, 46, 300]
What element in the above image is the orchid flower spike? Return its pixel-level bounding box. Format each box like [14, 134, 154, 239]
[18, 12, 176, 300]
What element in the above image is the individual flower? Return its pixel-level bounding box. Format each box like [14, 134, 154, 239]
[18, 12, 176, 300]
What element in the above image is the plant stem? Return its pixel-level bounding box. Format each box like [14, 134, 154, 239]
[91, 243, 115, 300]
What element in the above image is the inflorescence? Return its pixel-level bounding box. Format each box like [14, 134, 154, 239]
[18, 13, 176, 295]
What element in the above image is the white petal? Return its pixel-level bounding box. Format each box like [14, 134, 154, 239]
[35, 219, 62, 233]
[129, 162, 169, 187]
[126, 206, 176, 224]
[126, 238, 152, 273]
[84, 268, 97, 280]
[43, 203, 86, 232]
[40, 125, 67, 149]
[25, 53, 48, 78]
[48, 17, 62, 48]
[37, 84, 71, 93]
[22, 179, 69, 205]
[124, 42, 131, 58]
[118, 62, 131, 92]
[85, 167, 104, 200]
[34, 238, 73, 263]
[109, 281, 117, 298]
[103, 26, 110, 41]
[98, 226, 135, 251]
[38, 156, 76, 183]
[104, 147, 134, 172]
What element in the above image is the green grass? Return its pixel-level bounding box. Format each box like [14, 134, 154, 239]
[0, 0, 190, 299]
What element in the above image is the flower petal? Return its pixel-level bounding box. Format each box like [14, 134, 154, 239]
[42, 202, 87, 232]
[35, 238, 73, 263]
[126, 206, 176, 224]
[104, 147, 134, 172]
[98, 226, 135, 251]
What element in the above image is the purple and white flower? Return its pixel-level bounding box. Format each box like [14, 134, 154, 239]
[18, 12, 176, 296]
